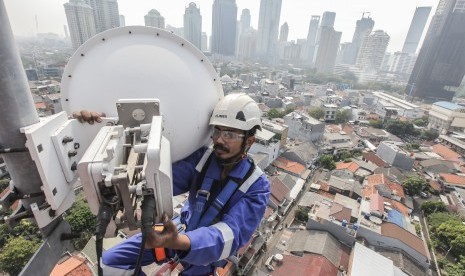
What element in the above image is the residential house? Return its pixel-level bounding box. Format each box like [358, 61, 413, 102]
[438, 173, 465, 190]
[50, 255, 92, 276]
[431, 144, 463, 164]
[281, 141, 318, 168]
[283, 112, 325, 142]
[324, 132, 355, 151]
[362, 151, 388, 168]
[268, 176, 291, 215]
[272, 156, 311, 180]
[376, 141, 414, 170]
[428, 101, 465, 133]
[326, 175, 361, 199]
[348, 243, 408, 276]
[261, 119, 288, 147]
[249, 128, 280, 168]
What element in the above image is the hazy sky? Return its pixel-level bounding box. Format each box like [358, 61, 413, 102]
[4, 0, 438, 52]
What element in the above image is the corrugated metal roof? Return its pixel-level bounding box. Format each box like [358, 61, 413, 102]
[350, 243, 408, 276]
[434, 101, 464, 111]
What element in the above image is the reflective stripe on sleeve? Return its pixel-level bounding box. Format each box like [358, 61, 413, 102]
[239, 167, 263, 193]
[212, 222, 234, 260]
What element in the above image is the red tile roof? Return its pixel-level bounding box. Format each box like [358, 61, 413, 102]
[370, 192, 384, 213]
[432, 144, 462, 163]
[336, 161, 360, 173]
[439, 173, 465, 186]
[362, 152, 387, 167]
[273, 156, 306, 175]
[429, 180, 442, 192]
[387, 182, 405, 198]
[272, 254, 339, 276]
[50, 256, 92, 276]
[329, 202, 352, 222]
[269, 176, 290, 204]
[381, 222, 428, 258]
[367, 174, 386, 186]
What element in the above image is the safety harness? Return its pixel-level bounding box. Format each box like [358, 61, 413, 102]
[153, 147, 264, 274]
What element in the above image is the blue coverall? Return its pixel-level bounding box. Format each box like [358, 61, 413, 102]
[102, 147, 270, 275]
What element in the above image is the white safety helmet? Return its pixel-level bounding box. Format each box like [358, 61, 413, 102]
[210, 93, 262, 132]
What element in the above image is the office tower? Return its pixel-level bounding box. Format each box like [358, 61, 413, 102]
[279, 22, 288, 42]
[238, 29, 257, 61]
[402, 6, 432, 54]
[145, 9, 165, 28]
[211, 0, 237, 56]
[240, 9, 251, 31]
[201, 32, 208, 52]
[184, 2, 202, 49]
[407, 0, 465, 101]
[303, 15, 320, 64]
[85, 0, 120, 33]
[63, 25, 69, 38]
[342, 13, 375, 65]
[256, 0, 282, 61]
[356, 30, 390, 72]
[64, 0, 96, 49]
[119, 14, 125, 27]
[314, 26, 342, 73]
[320, 11, 336, 27]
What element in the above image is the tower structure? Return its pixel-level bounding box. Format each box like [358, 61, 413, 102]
[145, 9, 165, 28]
[64, 0, 96, 49]
[402, 6, 432, 54]
[356, 30, 390, 72]
[184, 2, 202, 49]
[211, 0, 237, 56]
[256, 0, 282, 61]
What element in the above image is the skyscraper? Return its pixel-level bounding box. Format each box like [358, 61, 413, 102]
[320, 11, 336, 28]
[64, 0, 96, 49]
[407, 0, 465, 101]
[356, 30, 390, 72]
[184, 2, 202, 49]
[211, 0, 237, 56]
[342, 13, 374, 65]
[314, 26, 342, 73]
[279, 22, 288, 42]
[256, 0, 282, 61]
[119, 14, 125, 27]
[145, 9, 165, 28]
[85, 0, 120, 33]
[201, 32, 208, 51]
[303, 15, 320, 64]
[402, 6, 432, 54]
[239, 8, 251, 32]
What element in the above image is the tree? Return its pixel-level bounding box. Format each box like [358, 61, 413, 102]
[428, 212, 461, 232]
[308, 108, 324, 120]
[282, 106, 295, 117]
[413, 117, 428, 127]
[319, 154, 336, 170]
[421, 129, 439, 141]
[402, 176, 426, 195]
[384, 120, 416, 137]
[267, 108, 281, 119]
[335, 109, 350, 124]
[295, 207, 309, 222]
[369, 120, 383, 129]
[0, 237, 40, 275]
[421, 201, 447, 216]
[64, 194, 96, 250]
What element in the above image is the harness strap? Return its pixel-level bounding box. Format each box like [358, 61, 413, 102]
[186, 177, 214, 232]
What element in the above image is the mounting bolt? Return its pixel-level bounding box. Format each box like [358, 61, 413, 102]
[62, 136, 74, 144]
[71, 161, 77, 171]
[68, 150, 78, 157]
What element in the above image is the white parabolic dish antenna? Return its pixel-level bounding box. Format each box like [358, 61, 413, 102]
[61, 26, 224, 161]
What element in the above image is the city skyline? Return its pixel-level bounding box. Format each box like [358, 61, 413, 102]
[5, 0, 437, 52]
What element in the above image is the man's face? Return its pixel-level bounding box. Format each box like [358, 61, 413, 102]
[212, 126, 246, 160]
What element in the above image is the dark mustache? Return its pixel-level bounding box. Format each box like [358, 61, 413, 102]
[213, 144, 230, 153]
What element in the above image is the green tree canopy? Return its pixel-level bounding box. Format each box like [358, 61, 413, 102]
[0, 237, 40, 275]
[435, 220, 465, 257]
[295, 207, 309, 222]
[319, 154, 336, 170]
[421, 201, 447, 216]
[413, 117, 428, 127]
[421, 129, 439, 141]
[308, 107, 325, 120]
[267, 108, 282, 119]
[402, 176, 427, 195]
[428, 212, 461, 232]
[368, 120, 383, 129]
[335, 109, 351, 124]
[64, 194, 96, 250]
[384, 120, 416, 137]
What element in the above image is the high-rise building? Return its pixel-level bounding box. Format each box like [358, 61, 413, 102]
[63, 25, 69, 38]
[314, 26, 342, 73]
[342, 13, 375, 65]
[85, 0, 120, 33]
[239, 8, 251, 32]
[320, 11, 336, 28]
[356, 30, 390, 72]
[303, 15, 320, 64]
[211, 0, 237, 56]
[119, 14, 125, 27]
[402, 7, 432, 54]
[407, 0, 465, 101]
[279, 22, 288, 42]
[184, 2, 202, 49]
[145, 9, 165, 28]
[256, 0, 282, 61]
[238, 29, 257, 61]
[64, 0, 96, 49]
[201, 32, 208, 52]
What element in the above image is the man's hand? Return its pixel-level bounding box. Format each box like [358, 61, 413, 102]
[72, 110, 105, 124]
[145, 214, 191, 251]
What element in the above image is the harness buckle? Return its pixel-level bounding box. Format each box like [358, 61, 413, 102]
[196, 189, 210, 200]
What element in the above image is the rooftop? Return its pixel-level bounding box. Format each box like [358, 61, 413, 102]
[349, 243, 408, 276]
[433, 101, 464, 111]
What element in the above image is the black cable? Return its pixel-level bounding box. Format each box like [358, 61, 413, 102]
[0, 147, 28, 153]
[95, 204, 113, 276]
[133, 195, 156, 276]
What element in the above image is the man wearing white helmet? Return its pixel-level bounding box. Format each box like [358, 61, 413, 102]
[102, 93, 270, 275]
